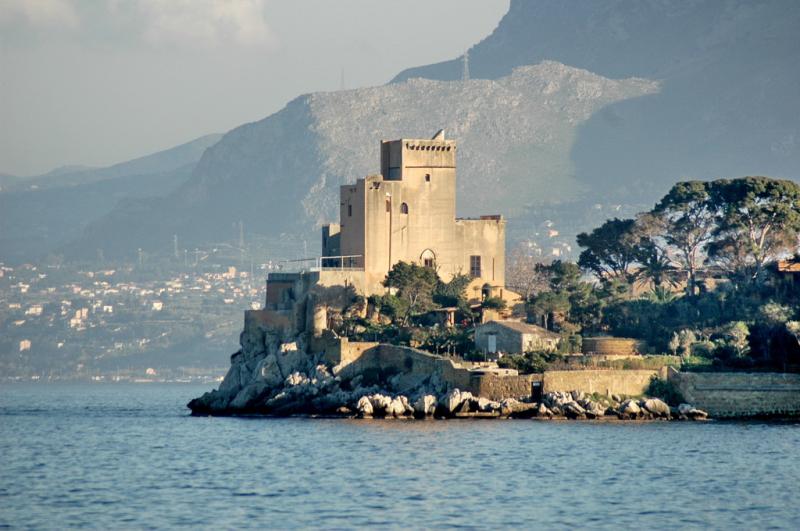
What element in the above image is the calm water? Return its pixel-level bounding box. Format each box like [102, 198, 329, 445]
[1, 384, 799, 529]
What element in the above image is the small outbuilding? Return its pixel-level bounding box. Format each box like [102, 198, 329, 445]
[475, 320, 560, 356]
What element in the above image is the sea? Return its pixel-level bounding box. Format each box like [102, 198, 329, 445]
[1, 383, 799, 530]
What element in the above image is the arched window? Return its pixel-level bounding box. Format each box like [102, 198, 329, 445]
[400, 202, 409, 214]
[420, 249, 436, 269]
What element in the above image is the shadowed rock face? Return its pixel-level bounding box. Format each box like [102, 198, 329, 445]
[71, 63, 656, 259]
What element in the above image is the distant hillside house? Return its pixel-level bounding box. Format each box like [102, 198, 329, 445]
[475, 320, 560, 356]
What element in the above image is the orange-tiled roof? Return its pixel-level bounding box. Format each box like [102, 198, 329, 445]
[778, 259, 800, 273]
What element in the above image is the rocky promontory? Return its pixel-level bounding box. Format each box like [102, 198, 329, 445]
[187, 315, 707, 421]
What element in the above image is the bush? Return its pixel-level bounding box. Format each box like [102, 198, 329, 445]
[481, 296, 506, 310]
[646, 376, 685, 406]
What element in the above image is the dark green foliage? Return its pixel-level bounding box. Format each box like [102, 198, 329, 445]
[497, 351, 565, 374]
[481, 296, 506, 310]
[577, 218, 640, 281]
[646, 376, 685, 406]
[709, 177, 800, 282]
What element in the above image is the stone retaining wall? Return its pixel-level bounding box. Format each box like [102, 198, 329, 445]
[542, 369, 660, 396]
[668, 369, 800, 417]
[470, 373, 541, 401]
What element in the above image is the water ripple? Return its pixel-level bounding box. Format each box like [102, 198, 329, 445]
[1, 383, 800, 529]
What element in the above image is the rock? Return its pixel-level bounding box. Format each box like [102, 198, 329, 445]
[477, 397, 500, 412]
[536, 403, 552, 418]
[678, 403, 694, 415]
[285, 371, 309, 387]
[336, 406, 352, 415]
[584, 401, 606, 419]
[604, 406, 618, 416]
[413, 395, 437, 417]
[369, 394, 392, 415]
[356, 396, 374, 417]
[570, 390, 585, 402]
[563, 401, 586, 419]
[279, 342, 298, 353]
[386, 397, 407, 417]
[254, 353, 284, 388]
[229, 382, 269, 411]
[619, 399, 641, 419]
[643, 398, 671, 418]
[440, 389, 472, 414]
[500, 398, 538, 418]
[612, 394, 622, 403]
[399, 395, 414, 416]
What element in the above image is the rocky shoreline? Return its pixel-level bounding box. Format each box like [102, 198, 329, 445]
[188, 360, 708, 421]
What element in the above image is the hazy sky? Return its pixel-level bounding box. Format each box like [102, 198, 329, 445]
[0, 0, 509, 176]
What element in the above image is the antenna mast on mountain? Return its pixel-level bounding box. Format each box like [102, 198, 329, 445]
[173, 234, 179, 260]
[462, 49, 470, 81]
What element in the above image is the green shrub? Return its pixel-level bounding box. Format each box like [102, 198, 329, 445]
[646, 376, 685, 406]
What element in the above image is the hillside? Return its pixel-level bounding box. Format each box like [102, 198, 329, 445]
[56, 0, 800, 261]
[393, 0, 800, 198]
[69, 62, 657, 260]
[0, 134, 221, 263]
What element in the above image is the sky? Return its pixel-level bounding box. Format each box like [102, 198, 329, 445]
[0, 0, 509, 176]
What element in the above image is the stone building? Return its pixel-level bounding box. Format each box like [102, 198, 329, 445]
[475, 320, 560, 356]
[319, 131, 506, 300]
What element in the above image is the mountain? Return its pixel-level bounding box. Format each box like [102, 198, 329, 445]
[68, 62, 656, 260]
[7, 134, 222, 191]
[393, 0, 800, 198]
[65, 0, 800, 261]
[0, 134, 221, 263]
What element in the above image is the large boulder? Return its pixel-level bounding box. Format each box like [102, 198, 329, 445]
[413, 394, 437, 417]
[440, 389, 472, 414]
[356, 396, 374, 417]
[254, 353, 284, 388]
[643, 398, 671, 418]
[500, 398, 538, 418]
[679, 403, 708, 420]
[477, 397, 500, 413]
[386, 397, 407, 418]
[619, 399, 641, 419]
[563, 401, 586, 419]
[584, 401, 606, 419]
[229, 381, 270, 411]
[369, 394, 393, 416]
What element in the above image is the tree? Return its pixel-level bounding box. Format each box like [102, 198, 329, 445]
[383, 261, 439, 325]
[653, 181, 717, 296]
[505, 244, 549, 301]
[708, 177, 800, 283]
[577, 218, 640, 282]
[632, 213, 679, 289]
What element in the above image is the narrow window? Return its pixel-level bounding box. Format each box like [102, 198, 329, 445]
[385, 199, 391, 212]
[470, 255, 482, 278]
[400, 202, 408, 214]
[424, 258, 434, 268]
[425, 173, 431, 182]
[348, 204, 352, 217]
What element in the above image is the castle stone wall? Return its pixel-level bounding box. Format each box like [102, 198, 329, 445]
[668, 369, 800, 417]
[542, 369, 660, 396]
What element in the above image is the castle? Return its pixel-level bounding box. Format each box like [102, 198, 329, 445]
[267, 131, 507, 307]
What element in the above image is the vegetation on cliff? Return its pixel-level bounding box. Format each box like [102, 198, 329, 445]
[509, 176, 800, 371]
